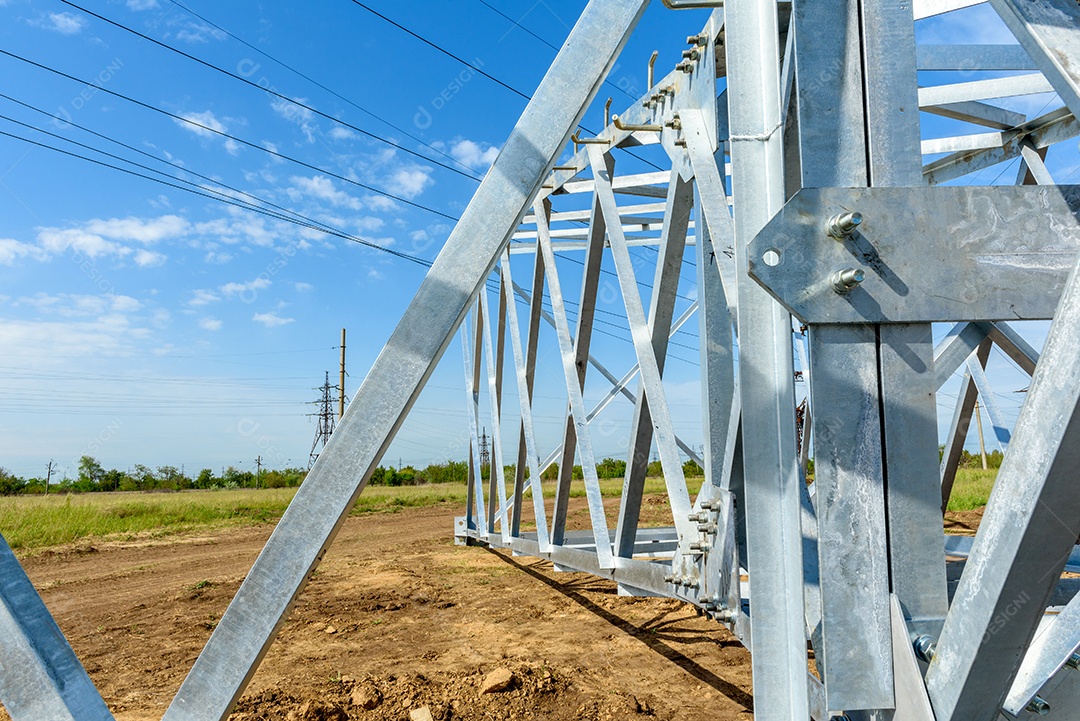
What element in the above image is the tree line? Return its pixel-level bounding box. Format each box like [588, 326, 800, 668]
[0, 455, 708, 496]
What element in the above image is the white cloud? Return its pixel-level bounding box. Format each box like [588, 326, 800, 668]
[204, 250, 233, 264]
[175, 111, 241, 154]
[126, 0, 158, 9]
[37, 228, 127, 259]
[0, 238, 48, 265]
[450, 139, 499, 169]
[16, 293, 142, 318]
[133, 249, 167, 267]
[287, 175, 362, 210]
[328, 127, 357, 141]
[367, 268, 383, 279]
[387, 166, 433, 199]
[188, 289, 220, 307]
[271, 98, 317, 143]
[252, 312, 294, 327]
[85, 215, 188, 243]
[293, 282, 314, 292]
[34, 12, 84, 34]
[175, 21, 227, 44]
[220, 277, 271, 298]
[199, 317, 223, 331]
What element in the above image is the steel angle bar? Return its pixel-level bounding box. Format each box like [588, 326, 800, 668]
[940, 339, 992, 512]
[922, 101, 1028, 131]
[916, 44, 1036, 71]
[161, 1, 649, 716]
[748, 186, 1080, 324]
[1018, 139, 1055, 185]
[926, 251, 1080, 720]
[912, 0, 987, 20]
[0, 535, 114, 721]
[614, 168, 695, 560]
[536, 199, 614, 569]
[683, 108, 740, 317]
[480, 286, 511, 543]
[463, 303, 488, 537]
[888, 595, 937, 721]
[988, 0, 1080, 119]
[1003, 591, 1080, 715]
[934, 322, 988, 389]
[923, 108, 1079, 185]
[918, 74, 1056, 107]
[725, 0, 809, 717]
[965, 358, 1012, 451]
[807, 325, 893, 711]
[588, 144, 696, 553]
[693, 183, 737, 495]
[863, 0, 948, 639]
[505, 250, 548, 545]
[984, 321, 1039, 374]
[550, 165, 609, 549]
[921, 132, 1004, 156]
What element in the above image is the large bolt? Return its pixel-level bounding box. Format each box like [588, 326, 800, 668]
[827, 211, 863, 240]
[676, 61, 694, 74]
[1066, 652, 1080, 670]
[1026, 696, 1050, 715]
[699, 500, 716, 510]
[686, 33, 708, 46]
[832, 268, 865, 295]
[913, 635, 937, 663]
[682, 48, 700, 61]
[697, 522, 718, 534]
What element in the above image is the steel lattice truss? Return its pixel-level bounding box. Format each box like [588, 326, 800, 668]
[5, 0, 1080, 719]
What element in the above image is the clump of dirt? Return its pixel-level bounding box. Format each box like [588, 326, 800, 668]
[231, 663, 655, 721]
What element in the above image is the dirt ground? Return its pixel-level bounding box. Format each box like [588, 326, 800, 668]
[6, 501, 756, 721]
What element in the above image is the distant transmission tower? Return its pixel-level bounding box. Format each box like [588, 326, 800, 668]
[309, 371, 336, 468]
[479, 427, 490, 475]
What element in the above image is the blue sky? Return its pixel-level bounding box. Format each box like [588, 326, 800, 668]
[0, 1, 1068, 481]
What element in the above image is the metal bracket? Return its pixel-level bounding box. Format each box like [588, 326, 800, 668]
[748, 186, 1080, 324]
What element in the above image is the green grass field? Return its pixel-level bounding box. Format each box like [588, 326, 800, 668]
[946, 467, 998, 512]
[0, 476, 701, 552]
[0, 469, 992, 553]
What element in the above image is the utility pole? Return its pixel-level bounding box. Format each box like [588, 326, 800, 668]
[255, 456, 262, 490]
[974, 399, 988, 470]
[338, 328, 346, 421]
[308, 371, 336, 468]
[45, 460, 54, 495]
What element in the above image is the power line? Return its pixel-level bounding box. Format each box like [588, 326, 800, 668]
[349, 0, 532, 101]
[162, 0, 475, 177]
[347, 0, 664, 173]
[473, 0, 638, 103]
[0, 125, 441, 268]
[0, 48, 460, 221]
[60, 0, 482, 182]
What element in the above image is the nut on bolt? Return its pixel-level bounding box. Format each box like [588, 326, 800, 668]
[697, 522, 718, 534]
[682, 48, 701, 61]
[831, 268, 865, 295]
[1026, 696, 1050, 715]
[827, 211, 863, 240]
[686, 33, 708, 46]
[913, 635, 937, 663]
[1066, 652, 1080, 670]
[676, 60, 694, 73]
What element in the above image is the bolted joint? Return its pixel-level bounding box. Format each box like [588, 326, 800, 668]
[1026, 696, 1050, 715]
[697, 522, 718, 534]
[663, 574, 676, 584]
[1066, 652, 1080, 670]
[699, 500, 716, 510]
[665, 116, 682, 131]
[681, 48, 701, 61]
[831, 268, 865, 295]
[713, 608, 736, 624]
[676, 60, 694, 74]
[688, 511, 711, 523]
[913, 635, 937, 663]
[686, 33, 709, 46]
[827, 211, 863, 240]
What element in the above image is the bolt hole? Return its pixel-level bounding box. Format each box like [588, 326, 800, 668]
[763, 249, 781, 267]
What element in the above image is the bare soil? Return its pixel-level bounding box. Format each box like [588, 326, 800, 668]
[7, 502, 755, 720]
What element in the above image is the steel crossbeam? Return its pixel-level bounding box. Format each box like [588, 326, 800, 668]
[8, 1, 1080, 719]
